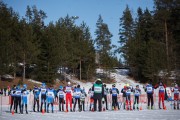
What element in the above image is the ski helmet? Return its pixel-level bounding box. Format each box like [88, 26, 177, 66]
[68, 82, 71, 85]
[59, 85, 63, 89]
[23, 84, 27, 89]
[42, 83, 46, 87]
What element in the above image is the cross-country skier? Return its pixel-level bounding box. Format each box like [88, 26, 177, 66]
[125, 84, 133, 110]
[80, 89, 86, 111]
[144, 81, 154, 109]
[21, 84, 29, 114]
[92, 78, 104, 112]
[57, 85, 65, 111]
[73, 84, 82, 112]
[33, 85, 40, 112]
[154, 80, 167, 109]
[65, 82, 73, 112]
[171, 83, 180, 109]
[103, 84, 108, 110]
[10, 85, 16, 113]
[46, 85, 55, 113]
[40, 83, 47, 112]
[14, 85, 22, 113]
[133, 85, 141, 110]
[121, 86, 127, 110]
[110, 84, 119, 110]
[88, 87, 94, 111]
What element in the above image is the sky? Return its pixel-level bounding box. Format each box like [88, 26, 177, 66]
[3, 0, 154, 59]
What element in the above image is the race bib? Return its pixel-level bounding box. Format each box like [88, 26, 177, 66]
[174, 88, 179, 94]
[112, 90, 117, 94]
[59, 91, 64, 95]
[126, 89, 131, 94]
[94, 87, 102, 93]
[66, 87, 71, 93]
[16, 91, 21, 95]
[147, 87, 152, 92]
[159, 86, 164, 91]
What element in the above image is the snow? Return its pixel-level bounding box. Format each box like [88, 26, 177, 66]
[28, 79, 42, 85]
[0, 68, 180, 120]
[0, 106, 180, 120]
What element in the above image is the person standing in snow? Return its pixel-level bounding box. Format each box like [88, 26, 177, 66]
[65, 82, 73, 112]
[73, 84, 82, 111]
[80, 89, 86, 111]
[171, 83, 180, 109]
[103, 84, 108, 110]
[21, 84, 29, 114]
[57, 85, 65, 111]
[40, 83, 47, 112]
[92, 78, 104, 112]
[154, 80, 167, 109]
[110, 84, 119, 110]
[88, 87, 94, 111]
[125, 84, 133, 110]
[46, 85, 55, 113]
[10, 85, 16, 113]
[33, 85, 40, 112]
[121, 86, 127, 110]
[14, 85, 22, 113]
[133, 85, 141, 110]
[144, 81, 154, 109]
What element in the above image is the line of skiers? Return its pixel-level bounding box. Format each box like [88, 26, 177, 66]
[9, 79, 180, 114]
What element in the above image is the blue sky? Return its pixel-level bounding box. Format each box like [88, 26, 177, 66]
[4, 0, 154, 58]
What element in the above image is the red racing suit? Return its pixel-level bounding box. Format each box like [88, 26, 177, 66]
[65, 86, 73, 111]
[154, 83, 166, 109]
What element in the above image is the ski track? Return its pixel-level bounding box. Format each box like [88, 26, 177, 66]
[1, 110, 180, 120]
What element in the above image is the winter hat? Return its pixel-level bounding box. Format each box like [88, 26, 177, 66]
[97, 78, 101, 81]
[68, 82, 71, 85]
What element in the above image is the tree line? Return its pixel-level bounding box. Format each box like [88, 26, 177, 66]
[0, 1, 119, 84]
[0, 0, 179, 84]
[118, 0, 180, 83]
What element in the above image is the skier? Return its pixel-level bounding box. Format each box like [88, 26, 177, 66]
[40, 83, 47, 112]
[57, 85, 65, 111]
[110, 84, 119, 110]
[65, 81, 73, 112]
[14, 85, 22, 113]
[154, 80, 167, 109]
[73, 84, 82, 111]
[10, 85, 16, 113]
[144, 81, 154, 109]
[133, 85, 141, 110]
[88, 87, 94, 111]
[33, 85, 40, 112]
[92, 78, 104, 112]
[103, 84, 108, 110]
[171, 83, 180, 109]
[54, 89, 58, 102]
[121, 86, 127, 110]
[21, 84, 29, 114]
[125, 84, 133, 110]
[46, 85, 55, 113]
[80, 89, 86, 111]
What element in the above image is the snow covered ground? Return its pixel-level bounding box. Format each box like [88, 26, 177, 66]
[0, 68, 179, 120]
[0, 105, 180, 120]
